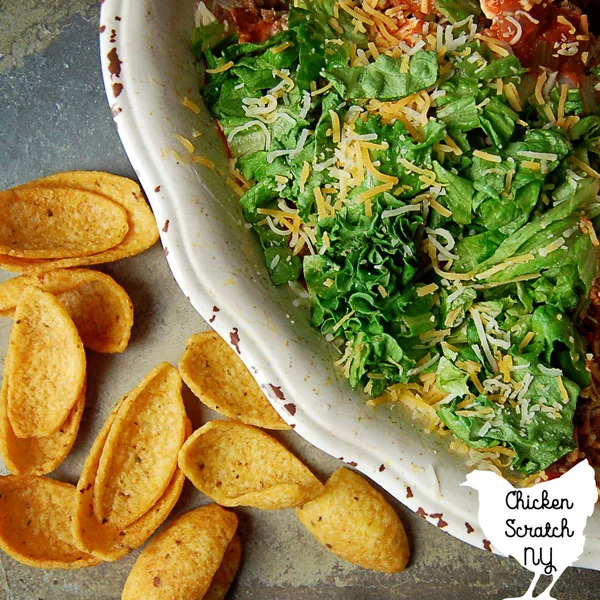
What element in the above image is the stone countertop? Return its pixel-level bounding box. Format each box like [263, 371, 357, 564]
[1, 1, 600, 599]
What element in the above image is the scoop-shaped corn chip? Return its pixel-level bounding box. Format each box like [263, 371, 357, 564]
[6, 286, 85, 438]
[93, 363, 186, 530]
[121, 505, 238, 600]
[0, 268, 133, 353]
[0, 186, 129, 259]
[0, 376, 85, 475]
[0, 475, 100, 569]
[178, 420, 322, 509]
[73, 401, 189, 562]
[179, 331, 290, 430]
[0, 171, 159, 273]
[296, 468, 410, 573]
[203, 535, 243, 600]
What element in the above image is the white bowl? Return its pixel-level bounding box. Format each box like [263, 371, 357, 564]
[99, 0, 600, 568]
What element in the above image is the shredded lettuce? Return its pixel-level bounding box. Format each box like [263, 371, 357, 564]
[193, 0, 600, 475]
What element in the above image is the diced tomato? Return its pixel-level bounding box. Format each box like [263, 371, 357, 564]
[228, 7, 285, 43]
[481, 0, 529, 19]
[486, 2, 594, 84]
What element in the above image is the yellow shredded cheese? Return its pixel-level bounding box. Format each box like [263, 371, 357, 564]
[473, 150, 502, 163]
[300, 161, 311, 193]
[206, 61, 234, 74]
[338, 0, 374, 25]
[175, 134, 195, 154]
[368, 41, 380, 59]
[329, 109, 341, 144]
[557, 376, 570, 401]
[328, 17, 344, 34]
[557, 15, 576, 34]
[191, 155, 215, 169]
[521, 160, 541, 171]
[428, 244, 472, 280]
[504, 82, 522, 112]
[470, 372, 485, 393]
[518, 331, 535, 353]
[357, 182, 394, 204]
[311, 82, 333, 96]
[444, 307, 462, 328]
[558, 84, 568, 121]
[543, 104, 556, 123]
[361, 145, 398, 184]
[314, 187, 328, 219]
[332, 309, 356, 332]
[498, 354, 513, 383]
[570, 156, 600, 179]
[417, 283, 439, 297]
[273, 69, 295, 91]
[181, 96, 201, 114]
[271, 41, 295, 54]
[378, 284, 388, 297]
[534, 70, 547, 105]
[580, 217, 600, 247]
[428, 197, 452, 218]
[226, 177, 246, 197]
[400, 54, 410, 74]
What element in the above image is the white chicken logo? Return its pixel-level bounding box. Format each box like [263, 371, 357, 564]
[463, 460, 597, 600]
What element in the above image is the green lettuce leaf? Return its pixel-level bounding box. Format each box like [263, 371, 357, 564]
[324, 50, 439, 101]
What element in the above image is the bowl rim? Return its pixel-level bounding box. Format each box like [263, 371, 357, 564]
[98, 0, 600, 570]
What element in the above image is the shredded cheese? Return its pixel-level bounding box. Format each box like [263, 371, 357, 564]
[534, 70, 547, 105]
[175, 134, 194, 154]
[338, 0, 374, 25]
[558, 84, 568, 121]
[518, 332, 535, 353]
[580, 217, 600, 247]
[206, 61, 234, 74]
[191, 155, 215, 169]
[368, 41, 380, 59]
[569, 156, 600, 179]
[357, 182, 394, 204]
[498, 355, 513, 383]
[428, 197, 452, 218]
[299, 161, 311, 193]
[557, 15, 576, 34]
[471, 308, 498, 373]
[521, 160, 541, 171]
[473, 150, 502, 163]
[271, 41, 295, 54]
[505, 15, 523, 45]
[329, 109, 341, 144]
[504, 82, 522, 112]
[332, 310, 356, 333]
[539, 236, 565, 257]
[557, 376, 570, 402]
[181, 97, 201, 114]
[417, 283, 439, 297]
[328, 17, 344, 34]
[361, 146, 398, 184]
[400, 54, 410, 74]
[311, 82, 333, 97]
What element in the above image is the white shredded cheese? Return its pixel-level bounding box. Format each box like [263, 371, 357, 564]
[226, 120, 271, 151]
[538, 365, 563, 377]
[505, 15, 523, 45]
[381, 204, 422, 218]
[471, 308, 498, 373]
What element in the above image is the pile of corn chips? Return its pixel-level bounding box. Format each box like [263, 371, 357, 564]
[0, 172, 411, 599]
